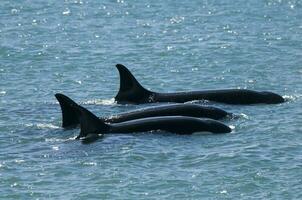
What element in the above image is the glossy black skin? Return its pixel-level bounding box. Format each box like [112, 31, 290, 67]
[107, 116, 231, 134]
[137, 90, 284, 105]
[104, 104, 230, 123]
[55, 94, 230, 128]
[75, 103, 232, 139]
[114, 64, 285, 105]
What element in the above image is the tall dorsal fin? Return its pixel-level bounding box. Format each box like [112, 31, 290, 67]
[55, 93, 109, 139]
[115, 64, 152, 103]
[55, 93, 80, 128]
[72, 104, 110, 139]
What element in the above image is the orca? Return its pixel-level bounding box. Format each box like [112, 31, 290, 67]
[114, 64, 285, 105]
[55, 93, 231, 128]
[67, 99, 232, 141]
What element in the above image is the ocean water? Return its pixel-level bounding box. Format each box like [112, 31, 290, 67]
[1, 0, 302, 199]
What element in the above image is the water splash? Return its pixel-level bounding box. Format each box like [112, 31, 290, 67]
[283, 95, 302, 102]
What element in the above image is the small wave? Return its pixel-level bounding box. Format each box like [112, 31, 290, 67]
[218, 152, 236, 158]
[25, 123, 60, 129]
[10, 183, 18, 188]
[37, 123, 60, 129]
[82, 162, 97, 166]
[15, 159, 25, 163]
[82, 98, 116, 105]
[0, 91, 6, 96]
[52, 146, 59, 151]
[219, 190, 228, 194]
[238, 113, 249, 119]
[226, 113, 249, 120]
[45, 136, 76, 142]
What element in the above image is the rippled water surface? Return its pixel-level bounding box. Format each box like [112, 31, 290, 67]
[1, 0, 302, 199]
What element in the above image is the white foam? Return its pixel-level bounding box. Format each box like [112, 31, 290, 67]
[283, 94, 302, 101]
[25, 123, 60, 129]
[238, 113, 249, 119]
[82, 98, 116, 105]
[45, 136, 76, 142]
[52, 146, 59, 151]
[62, 8, 71, 15]
[36, 123, 60, 129]
[15, 159, 25, 163]
[229, 125, 236, 130]
[83, 162, 97, 166]
[220, 190, 228, 194]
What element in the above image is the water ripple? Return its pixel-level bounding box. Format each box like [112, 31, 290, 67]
[0, 0, 302, 199]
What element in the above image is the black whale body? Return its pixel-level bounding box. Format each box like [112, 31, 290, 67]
[56, 95, 232, 140]
[76, 105, 232, 140]
[114, 64, 285, 105]
[55, 93, 231, 128]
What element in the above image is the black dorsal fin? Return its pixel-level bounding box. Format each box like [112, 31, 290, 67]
[55, 93, 80, 128]
[74, 104, 110, 139]
[115, 64, 152, 103]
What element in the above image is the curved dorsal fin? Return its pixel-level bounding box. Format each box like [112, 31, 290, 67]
[55, 93, 109, 139]
[74, 104, 110, 139]
[55, 93, 80, 128]
[115, 64, 152, 103]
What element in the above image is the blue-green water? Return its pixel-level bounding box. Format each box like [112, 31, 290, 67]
[1, 0, 302, 199]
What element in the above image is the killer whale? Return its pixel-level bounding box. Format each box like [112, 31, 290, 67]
[55, 93, 231, 128]
[68, 99, 232, 141]
[114, 64, 285, 105]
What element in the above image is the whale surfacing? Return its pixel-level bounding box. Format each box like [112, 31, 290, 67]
[56, 94, 232, 141]
[114, 64, 285, 105]
[55, 93, 231, 128]
[76, 106, 232, 140]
